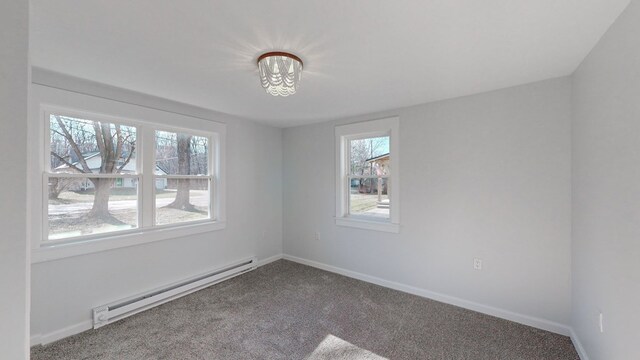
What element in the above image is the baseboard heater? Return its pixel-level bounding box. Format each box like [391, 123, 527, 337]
[92, 257, 257, 329]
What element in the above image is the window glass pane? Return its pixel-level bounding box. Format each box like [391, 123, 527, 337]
[349, 177, 390, 219]
[155, 178, 210, 225]
[50, 114, 137, 174]
[48, 177, 138, 239]
[349, 136, 389, 176]
[155, 131, 209, 175]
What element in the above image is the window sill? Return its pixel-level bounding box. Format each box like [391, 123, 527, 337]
[335, 217, 400, 233]
[31, 221, 226, 263]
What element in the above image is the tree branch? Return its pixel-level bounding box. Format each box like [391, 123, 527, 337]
[55, 116, 92, 173]
[114, 125, 123, 162]
[100, 122, 115, 173]
[50, 152, 86, 173]
[117, 144, 135, 172]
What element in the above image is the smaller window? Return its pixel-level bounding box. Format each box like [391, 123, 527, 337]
[335, 117, 400, 233]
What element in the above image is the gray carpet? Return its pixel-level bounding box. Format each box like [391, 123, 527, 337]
[31, 260, 579, 360]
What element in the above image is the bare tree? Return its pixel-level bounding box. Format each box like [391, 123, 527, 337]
[48, 177, 75, 200]
[350, 137, 387, 175]
[166, 134, 195, 211]
[155, 132, 208, 212]
[350, 137, 388, 193]
[51, 115, 135, 219]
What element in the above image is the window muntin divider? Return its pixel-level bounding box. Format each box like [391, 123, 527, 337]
[47, 173, 141, 178]
[141, 125, 155, 229]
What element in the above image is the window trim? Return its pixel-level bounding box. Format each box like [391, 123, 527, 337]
[335, 117, 400, 233]
[32, 220, 226, 263]
[31, 102, 227, 262]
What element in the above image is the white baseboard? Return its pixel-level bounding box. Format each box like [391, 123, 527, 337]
[570, 329, 590, 360]
[257, 253, 283, 267]
[31, 254, 579, 352]
[31, 254, 284, 347]
[282, 254, 572, 336]
[31, 320, 92, 347]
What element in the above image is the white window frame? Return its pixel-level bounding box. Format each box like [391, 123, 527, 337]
[150, 127, 218, 228]
[44, 110, 144, 241]
[31, 102, 226, 263]
[335, 117, 400, 233]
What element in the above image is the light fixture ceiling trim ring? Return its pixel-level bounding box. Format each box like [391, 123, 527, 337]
[257, 51, 303, 67]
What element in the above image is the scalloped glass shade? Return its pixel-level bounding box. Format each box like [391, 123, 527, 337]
[258, 54, 302, 97]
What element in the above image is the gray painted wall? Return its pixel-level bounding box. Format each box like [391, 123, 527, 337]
[29, 80, 284, 340]
[20, 2, 640, 357]
[0, 0, 29, 358]
[572, 1, 640, 359]
[283, 77, 573, 330]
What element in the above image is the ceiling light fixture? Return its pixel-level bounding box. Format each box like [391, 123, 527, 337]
[257, 51, 303, 97]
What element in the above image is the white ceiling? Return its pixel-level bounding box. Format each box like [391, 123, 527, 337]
[31, 0, 629, 127]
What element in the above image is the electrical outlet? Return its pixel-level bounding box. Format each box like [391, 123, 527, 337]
[473, 258, 482, 270]
[315, 231, 321, 241]
[599, 312, 604, 333]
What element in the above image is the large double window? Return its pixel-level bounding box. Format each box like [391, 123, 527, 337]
[45, 110, 220, 243]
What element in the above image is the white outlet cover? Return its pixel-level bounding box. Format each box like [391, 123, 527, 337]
[473, 258, 483, 270]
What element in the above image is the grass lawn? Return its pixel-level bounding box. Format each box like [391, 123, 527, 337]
[47, 188, 209, 239]
[349, 191, 389, 214]
[350, 193, 379, 212]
